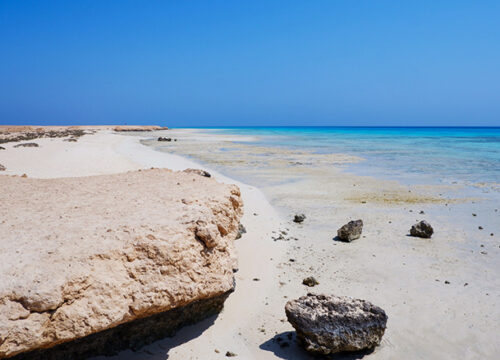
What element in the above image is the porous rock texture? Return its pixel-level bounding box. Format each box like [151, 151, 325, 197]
[0, 169, 243, 359]
[337, 219, 363, 242]
[285, 293, 388, 355]
[410, 220, 434, 238]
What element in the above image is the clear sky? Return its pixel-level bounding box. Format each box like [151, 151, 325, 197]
[1, 1, 499, 127]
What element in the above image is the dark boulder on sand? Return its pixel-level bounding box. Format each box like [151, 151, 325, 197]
[158, 137, 172, 142]
[410, 220, 434, 238]
[0, 146, 5, 150]
[0, 164, 5, 171]
[285, 293, 388, 355]
[337, 220, 363, 242]
[293, 214, 306, 223]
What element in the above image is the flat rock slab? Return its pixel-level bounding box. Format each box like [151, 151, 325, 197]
[0, 169, 243, 359]
[285, 293, 388, 355]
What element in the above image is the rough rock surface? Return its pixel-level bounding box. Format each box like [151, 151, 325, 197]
[0, 169, 243, 359]
[337, 219, 363, 242]
[285, 294, 388, 355]
[410, 220, 434, 238]
[183, 168, 211, 178]
[293, 214, 306, 223]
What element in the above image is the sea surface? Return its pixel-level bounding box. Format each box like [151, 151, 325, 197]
[189, 127, 500, 187]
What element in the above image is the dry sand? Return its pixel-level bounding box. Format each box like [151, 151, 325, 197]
[1, 130, 499, 359]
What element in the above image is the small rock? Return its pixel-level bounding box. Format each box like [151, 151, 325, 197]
[285, 293, 387, 355]
[478, 226, 483, 230]
[419, 210, 425, 214]
[472, 213, 477, 217]
[183, 168, 211, 178]
[64, 138, 78, 142]
[253, 278, 260, 281]
[158, 137, 172, 142]
[445, 281, 450, 284]
[235, 223, 246, 239]
[293, 214, 306, 223]
[409, 220, 433, 238]
[0, 164, 5, 171]
[225, 351, 237, 357]
[14, 142, 39, 148]
[302, 276, 319, 287]
[490, 233, 494, 236]
[0, 146, 5, 150]
[337, 220, 363, 242]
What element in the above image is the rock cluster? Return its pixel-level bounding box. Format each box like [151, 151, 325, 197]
[409, 220, 434, 238]
[0, 169, 243, 359]
[285, 294, 388, 355]
[13, 142, 39, 148]
[0, 127, 87, 144]
[337, 219, 363, 242]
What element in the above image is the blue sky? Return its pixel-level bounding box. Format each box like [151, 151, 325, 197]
[1, 1, 499, 126]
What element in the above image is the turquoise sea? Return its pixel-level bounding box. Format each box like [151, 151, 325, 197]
[195, 127, 500, 187]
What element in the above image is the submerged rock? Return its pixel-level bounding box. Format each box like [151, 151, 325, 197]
[0, 169, 242, 359]
[337, 220, 363, 242]
[285, 294, 388, 355]
[293, 214, 306, 223]
[183, 168, 212, 178]
[13, 142, 39, 148]
[302, 277, 319, 287]
[409, 220, 434, 238]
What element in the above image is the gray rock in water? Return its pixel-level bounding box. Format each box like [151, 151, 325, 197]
[293, 214, 306, 223]
[13, 142, 39, 148]
[0, 164, 5, 171]
[183, 168, 211, 178]
[285, 293, 388, 355]
[235, 223, 247, 239]
[337, 220, 363, 242]
[410, 220, 433, 238]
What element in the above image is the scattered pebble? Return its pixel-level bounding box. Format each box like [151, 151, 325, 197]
[253, 278, 260, 281]
[472, 213, 477, 216]
[478, 226, 483, 230]
[302, 276, 319, 287]
[226, 351, 237, 357]
[445, 281, 450, 284]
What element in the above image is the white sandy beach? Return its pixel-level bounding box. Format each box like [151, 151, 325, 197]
[1, 130, 499, 360]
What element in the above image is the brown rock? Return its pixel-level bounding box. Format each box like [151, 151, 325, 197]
[285, 293, 388, 355]
[0, 169, 242, 359]
[0, 164, 5, 171]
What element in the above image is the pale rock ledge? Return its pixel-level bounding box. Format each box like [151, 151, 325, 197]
[0, 169, 243, 359]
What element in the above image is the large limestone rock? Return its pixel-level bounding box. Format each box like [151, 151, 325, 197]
[285, 293, 388, 355]
[0, 169, 243, 359]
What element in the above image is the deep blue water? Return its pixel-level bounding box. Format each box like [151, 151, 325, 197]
[193, 127, 500, 186]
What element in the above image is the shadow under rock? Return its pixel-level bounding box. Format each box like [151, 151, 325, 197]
[91, 314, 218, 360]
[260, 332, 374, 360]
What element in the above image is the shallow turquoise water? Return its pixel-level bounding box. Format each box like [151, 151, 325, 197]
[193, 127, 500, 186]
